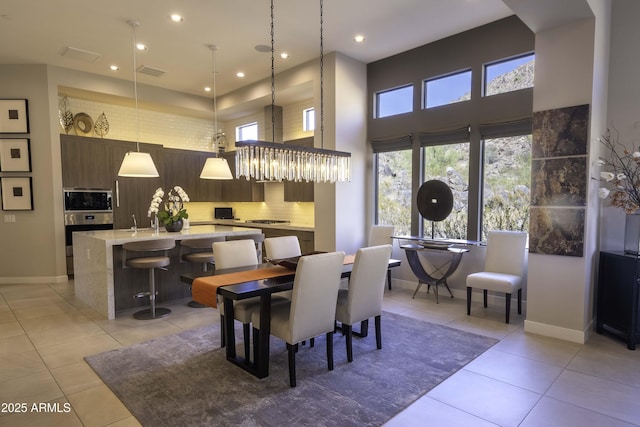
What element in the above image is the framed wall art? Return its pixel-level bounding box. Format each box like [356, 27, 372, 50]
[1, 177, 33, 210]
[0, 138, 31, 172]
[0, 99, 29, 134]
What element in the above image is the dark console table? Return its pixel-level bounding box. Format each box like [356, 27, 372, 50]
[597, 251, 640, 350]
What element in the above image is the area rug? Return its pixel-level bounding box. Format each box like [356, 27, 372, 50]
[85, 311, 497, 426]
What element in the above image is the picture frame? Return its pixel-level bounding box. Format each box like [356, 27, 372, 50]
[1, 177, 33, 211]
[0, 99, 29, 134]
[0, 138, 31, 172]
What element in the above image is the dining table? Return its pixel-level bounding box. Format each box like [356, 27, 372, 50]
[180, 255, 402, 379]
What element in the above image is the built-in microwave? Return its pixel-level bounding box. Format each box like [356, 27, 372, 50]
[63, 188, 113, 213]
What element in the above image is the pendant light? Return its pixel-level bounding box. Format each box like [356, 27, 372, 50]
[200, 45, 233, 180]
[234, 0, 351, 183]
[117, 20, 159, 178]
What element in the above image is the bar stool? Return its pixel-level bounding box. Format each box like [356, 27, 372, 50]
[180, 236, 225, 308]
[122, 239, 175, 320]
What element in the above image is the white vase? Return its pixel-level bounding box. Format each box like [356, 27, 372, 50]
[624, 212, 640, 255]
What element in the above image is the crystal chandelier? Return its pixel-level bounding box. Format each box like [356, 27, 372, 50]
[234, 0, 350, 183]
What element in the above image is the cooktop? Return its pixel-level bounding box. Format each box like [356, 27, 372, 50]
[245, 219, 290, 224]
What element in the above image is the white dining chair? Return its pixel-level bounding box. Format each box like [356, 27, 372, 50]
[335, 244, 392, 362]
[264, 235, 302, 260]
[466, 230, 528, 324]
[213, 239, 287, 360]
[368, 225, 395, 290]
[251, 251, 345, 387]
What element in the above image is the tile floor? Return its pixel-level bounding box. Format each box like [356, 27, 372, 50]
[0, 280, 639, 426]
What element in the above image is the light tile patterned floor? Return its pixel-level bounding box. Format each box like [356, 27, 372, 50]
[0, 281, 639, 426]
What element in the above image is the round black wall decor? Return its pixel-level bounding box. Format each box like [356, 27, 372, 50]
[417, 179, 453, 222]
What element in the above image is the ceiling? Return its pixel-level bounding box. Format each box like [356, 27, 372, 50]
[0, 0, 513, 102]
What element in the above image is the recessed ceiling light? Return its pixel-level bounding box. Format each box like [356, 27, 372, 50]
[109, 65, 119, 71]
[354, 35, 365, 43]
[280, 52, 289, 59]
[204, 86, 211, 92]
[136, 43, 147, 51]
[236, 71, 245, 78]
[170, 14, 184, 23]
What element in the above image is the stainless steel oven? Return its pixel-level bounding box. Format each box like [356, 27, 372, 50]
[64, 189, 114, 275]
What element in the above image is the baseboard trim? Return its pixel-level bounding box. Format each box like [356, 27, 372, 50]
[524, 319, 591, 344]
[0, 275, 69, 285]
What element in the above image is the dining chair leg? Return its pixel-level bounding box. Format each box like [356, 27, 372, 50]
[286, 343, 297, 387]
[310, 337, 315, 348]
[483, 289, 488, 307]
[387, 268, 392, 290]
[466, 287, 472, 315]
[243, 323, 251, 361]
[344, 324, 353, 362]
[375, 315, 382, 350]
[505, 292, 512, 324]
[220, 314, 226, 348]
[326, 332, 334, 371]
[517, 288, 522, 314]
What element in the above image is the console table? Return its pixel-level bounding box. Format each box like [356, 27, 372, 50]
[393, 236, 478, 303]
[597, 251, 640, 350]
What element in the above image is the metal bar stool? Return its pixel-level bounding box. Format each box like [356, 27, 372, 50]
[122, 239, 175, 320]
[180, 236, 225, 307]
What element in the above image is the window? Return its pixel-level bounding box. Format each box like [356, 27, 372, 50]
[422, 142, 469, 239]
[375, 85, 413, 118]
[484, 53, 535, 96]
[376, 149, 412, 236]
[424, 70, 472, 109]
[236, 122, 258, 141]
[303, 108, 315, 131]
[481, 134, 531, 241]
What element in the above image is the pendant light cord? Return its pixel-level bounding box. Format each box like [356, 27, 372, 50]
[130, 21, 141, 152]
[320, 0, 324, 150]
[211, 45, 219, 146]
[270, 0, 276, 144]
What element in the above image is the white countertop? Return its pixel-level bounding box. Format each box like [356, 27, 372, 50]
[73, 224, 263, 245]
[193, 220, 314, 232]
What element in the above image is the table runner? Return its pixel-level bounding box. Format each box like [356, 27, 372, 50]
[192, 253, 356, 308]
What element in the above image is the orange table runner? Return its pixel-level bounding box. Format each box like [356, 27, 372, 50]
[192, 253, 356, 308]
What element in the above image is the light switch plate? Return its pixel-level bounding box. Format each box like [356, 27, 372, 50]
[4, 214, 16, 223]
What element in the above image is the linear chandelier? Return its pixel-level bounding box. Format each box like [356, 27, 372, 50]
[234, 0, 351, 184]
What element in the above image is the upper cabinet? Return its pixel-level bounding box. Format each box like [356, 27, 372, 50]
[60, 134, 112, 189]
[163, 148, 221, 202]
[283, 137, 314, 202]
[221, 151, 264, 202]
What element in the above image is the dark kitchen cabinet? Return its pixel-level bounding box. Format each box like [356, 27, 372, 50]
[596, 251, 640, 350]
[283, 137, 314, 202]
[221, 151, 264, 202]
[60, 134, 112, 189]
[163, 148, 221, 202]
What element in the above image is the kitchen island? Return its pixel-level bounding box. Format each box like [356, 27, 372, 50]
[73, 225, 261, 319]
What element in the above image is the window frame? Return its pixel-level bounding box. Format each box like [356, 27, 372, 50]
[303, 108, 315, 132]
[235, 122, 258, 142]
[374, 84, 414, 119]
[482, 52, 535, 97]
[422, 68, 472, 110]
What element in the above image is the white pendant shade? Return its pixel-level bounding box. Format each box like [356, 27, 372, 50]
[200, 157, 233, 180]
[118, 151, 159, 177]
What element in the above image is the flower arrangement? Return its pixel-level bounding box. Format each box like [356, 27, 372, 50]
[597, 129, 640, 214]
[148, 186, 190, 225]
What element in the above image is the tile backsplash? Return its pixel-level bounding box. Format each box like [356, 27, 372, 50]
[187, 201, 314, 227]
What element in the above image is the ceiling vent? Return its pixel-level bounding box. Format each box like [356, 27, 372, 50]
[137, 65, 166, 77]
[61, 47, 101, 63]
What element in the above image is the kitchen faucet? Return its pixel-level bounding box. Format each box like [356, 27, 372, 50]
[132, 214, 137, 232]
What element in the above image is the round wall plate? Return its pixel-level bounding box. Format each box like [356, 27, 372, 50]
[73, 112, 94, 136]
[417, 179, 453, 221]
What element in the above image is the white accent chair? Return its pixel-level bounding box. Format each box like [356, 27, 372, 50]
[466, 231, 528, 324]
[251, 251, 345, 387]
[335, 244, 392, 362]
[368, 225, 395, 290]
[214, 239, 287, 360]
[264, 235, 302, 260]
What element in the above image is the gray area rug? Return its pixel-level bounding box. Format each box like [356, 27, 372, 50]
[85, 311, 497, 426]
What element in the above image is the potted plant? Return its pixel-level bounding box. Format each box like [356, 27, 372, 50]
[148, 186, 190, 232]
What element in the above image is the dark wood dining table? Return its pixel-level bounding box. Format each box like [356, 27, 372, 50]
[180, 257, 401, 379]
